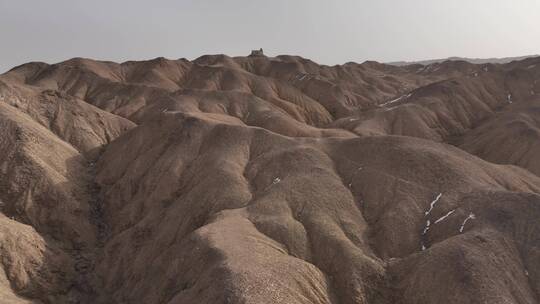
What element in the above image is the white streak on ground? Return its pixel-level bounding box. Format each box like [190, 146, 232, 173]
[420, 193, 443, 251]
[459, 213, 476, 233]
[434, 210, 456, 224]
[422, 219, 431, 235]
[425, 193, 442, 216]
[380, 93, 412, 107]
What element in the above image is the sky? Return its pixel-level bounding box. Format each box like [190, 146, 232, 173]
[1, 0, 540, 72]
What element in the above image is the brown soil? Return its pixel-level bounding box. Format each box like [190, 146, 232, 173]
[0, 54, 539, 303]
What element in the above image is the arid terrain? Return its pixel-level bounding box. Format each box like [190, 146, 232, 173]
[388, 54, 539, 66]
[0, 52, 539, 304]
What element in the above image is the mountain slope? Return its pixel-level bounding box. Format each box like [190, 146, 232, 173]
[0, 54, 539, 304]
[388, 55, 539, 66]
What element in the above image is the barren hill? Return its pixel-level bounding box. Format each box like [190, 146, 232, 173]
[0, 53, 539, 304]
[388, 55, 539, 66]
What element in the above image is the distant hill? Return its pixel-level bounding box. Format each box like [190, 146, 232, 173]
[388, 55, 539, 66]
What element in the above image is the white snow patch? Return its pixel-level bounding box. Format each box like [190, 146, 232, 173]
[425, 193, 442, 216]
[507, 94, 513, 104]
[459, 213, 476, 233]
[422, 219, 431, 235]
[434, 209, 456, 224]
[272, 177, 281, 184]
[381, 93, 412, 107]
[434, 210, 455, 224]
[420, 193, 445, 250]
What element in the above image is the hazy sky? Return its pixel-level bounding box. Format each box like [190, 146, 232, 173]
[1, 0, 540, 72]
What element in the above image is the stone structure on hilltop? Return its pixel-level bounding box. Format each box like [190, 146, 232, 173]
[250, 48, 264, 56]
